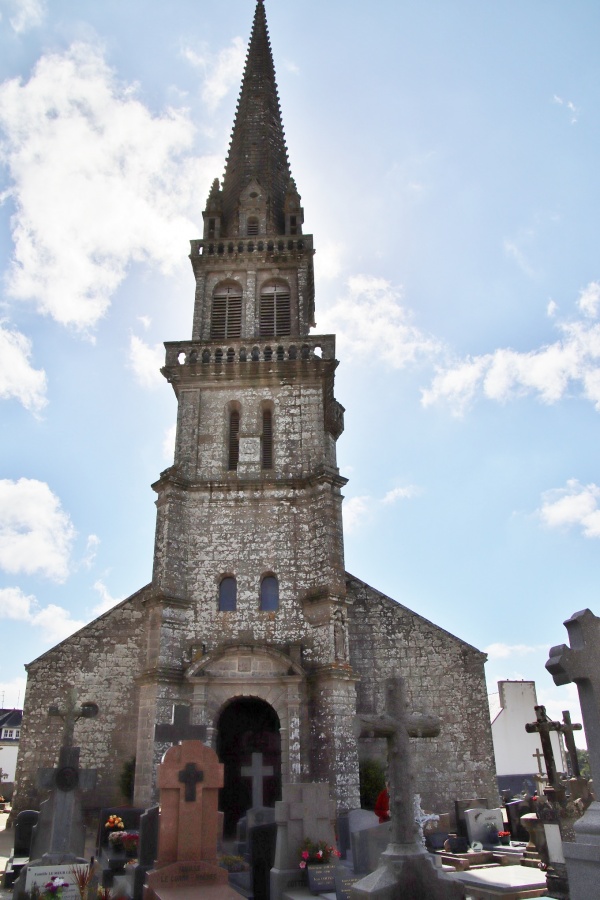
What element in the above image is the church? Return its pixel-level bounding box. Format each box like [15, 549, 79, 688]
[13, 0, 497, 830]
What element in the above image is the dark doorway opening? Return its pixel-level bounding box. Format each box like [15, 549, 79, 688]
[217, 697, 281, 837]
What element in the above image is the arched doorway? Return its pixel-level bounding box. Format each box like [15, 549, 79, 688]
[217, 697, 281, 836]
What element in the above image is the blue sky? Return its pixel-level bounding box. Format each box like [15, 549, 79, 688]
[0, 0, 599, 750]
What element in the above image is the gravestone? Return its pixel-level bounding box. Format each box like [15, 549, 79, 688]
[335, 869, 361, 900]
[351, 822, 391, 875]
[144, 740, 239, 900]
[505, 799, 530, 842]
[235, 815, 248, 858]
[132, 805, 160, 900]
[454, 799, 489, 838]
[546, 608, 600, 900]
[463, 808, 504, 847]
[351, 677, 466, 900]
[2, 810, 39, 888]
[249, 820, 278, 900]
[270, 782, 338, 900]
[242, 753, 274, 809]
[337, 812, 350, 861]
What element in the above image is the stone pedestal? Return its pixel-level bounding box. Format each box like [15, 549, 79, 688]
[562, 800, 600, 900]
[350, 843, 465, 900]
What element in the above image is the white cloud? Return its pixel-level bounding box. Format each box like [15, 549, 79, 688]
[382, 485, 421, 504]
[181, 38, 246, 112]
[0, 321, 47, 413]
[538, 479, 600, 539]
[319, 275, 443, 368]
[0, 478, 76, 581]
[137, 315, 152, 331]
[553, 94, 579, 125]
[3, 0, 46, 33]
[0, 587, 85, 644]
[577, 281, 600, 318]
[92, 579, 124, 616]
[163, 424, 177, 462]
[316, 240, 345, 281]
[484, 642, 547, 660]
[422, 283, 600, 416]
[128, 335, 165, 388]
[284, 60, 300, 75]
[343, 495, 372, 533]
[503, 238, 536, 278]
[81, 534, 100, 570]
[547, 300, 558, 318]
[0, 42, 217, 331]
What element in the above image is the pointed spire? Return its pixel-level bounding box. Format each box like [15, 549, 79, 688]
[220, 0, 292, 236]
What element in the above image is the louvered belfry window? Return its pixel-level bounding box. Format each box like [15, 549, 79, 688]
[262, 409, 273, 469]
[228, 410, 240, 471]
[260, 284, 291, 337]
[211, 285, 242, 340]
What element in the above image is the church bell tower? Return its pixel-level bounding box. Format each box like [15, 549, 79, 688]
[134, 0, 360, 817]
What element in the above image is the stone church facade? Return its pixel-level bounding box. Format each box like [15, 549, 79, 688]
[13, 0, 497, 826]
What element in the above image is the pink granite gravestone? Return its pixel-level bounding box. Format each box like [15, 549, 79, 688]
[144, 741, 238, 900]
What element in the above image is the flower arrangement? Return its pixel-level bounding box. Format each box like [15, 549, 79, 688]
[42, 876, 69, 900]
[218, 855, 249, 873]
[298, 839, 341, 868]
[105, 815, 124, 830]
[71, 864, 94, 900]
[108, 829, 138, 856]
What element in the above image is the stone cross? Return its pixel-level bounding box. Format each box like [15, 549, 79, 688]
[32, 744, 97, 858]
[241, 752, 274, 808]
[560, 710, 583, 779]
[355, 677, 440, 847]
[547, 609, 600, 785]
[525, 706, 561, 788]
[154, 704, 208, 745]
[532, 747, 546, 777]
[48, 688, 99, 748]
[155, 740, 223, 868]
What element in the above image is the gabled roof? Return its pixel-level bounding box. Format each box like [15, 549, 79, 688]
[221, 0, 291, 235]
[0, 709, 23, 729]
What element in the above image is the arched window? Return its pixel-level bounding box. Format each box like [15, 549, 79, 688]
[247, 216, 259, 236]
[260, 284, 291, 337]
[218, 576, 237, 612]
[228, 410, 240, 470]
[260, 575, 279, 611]
[261, 409, 273, 470]
[211, 284, 242, 340]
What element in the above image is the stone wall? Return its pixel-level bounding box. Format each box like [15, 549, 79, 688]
[12, 585, 150, 816]
[346, 574, 499, 817]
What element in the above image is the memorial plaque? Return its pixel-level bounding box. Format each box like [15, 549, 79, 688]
[307, 863, 337, 894]
[26, 865, 80, 900]
[335, 868, 360, 900]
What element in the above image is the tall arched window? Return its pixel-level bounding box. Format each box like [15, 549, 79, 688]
[218, 576, 237, 612]
[260, 284, 291, 337]
[211, 284, 242, 340]
[261, 409, 273, 470]
[260, 575, 279, 611]
[228, 410, 240, 470]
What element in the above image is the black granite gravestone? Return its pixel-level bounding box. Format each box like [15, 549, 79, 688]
[132, 805, 159, 900]
[505, 800, 530, 843]
[1, 810, 39, 888]
[250, 821, 277, 900]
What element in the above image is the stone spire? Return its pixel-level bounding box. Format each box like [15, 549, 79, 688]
[220, 0, 292, 236]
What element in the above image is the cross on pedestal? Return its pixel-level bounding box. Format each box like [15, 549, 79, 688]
[560, 710, 583, 778]
[154, 704, 207, 745]
[525, 706, 562, 788]
[547, 608, 600, 786]
[532, 747, 546, 777]
[241, 752, 273, 808]
[48, 688, 99, 748]
[178, 762, 204, 801]
[355, 677, 440, 847]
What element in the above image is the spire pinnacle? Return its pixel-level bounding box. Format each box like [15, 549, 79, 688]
[219, 0, 292, 236]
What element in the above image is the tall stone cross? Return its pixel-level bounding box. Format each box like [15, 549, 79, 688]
[48, 688, 99, 748]
[355, 676, 440, 847]
[155, 740, 223, 868]
[154, 704, 207, 745]
[547, 608, 600, 785]
[560, 710, 583, 779]
[525, 706, 562, 788]
[241, 752, 274, 808]
[532, 747, 546, 776]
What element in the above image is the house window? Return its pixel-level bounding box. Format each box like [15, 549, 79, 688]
[228, 410, 240, 470]
[15, 729, 20, 739]
[4, 729, 13, 738]
[219, 576, 237, 612]
[260, 575, 279, 611]
[247, 217, 259, 236]
[260, 284, 291, 337]
[262, 409, 273, 469]
[211, 285, 242, 340]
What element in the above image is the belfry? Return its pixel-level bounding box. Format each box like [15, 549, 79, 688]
[14, 1, 497, 831]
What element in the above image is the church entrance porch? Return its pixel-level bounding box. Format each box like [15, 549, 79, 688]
[217, 697, 281, 836]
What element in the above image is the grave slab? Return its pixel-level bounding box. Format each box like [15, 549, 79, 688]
[464, 808, 505, 847]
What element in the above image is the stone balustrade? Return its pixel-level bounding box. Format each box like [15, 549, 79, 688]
[164, 335, 336, 368]
[190, 236, 312, 258]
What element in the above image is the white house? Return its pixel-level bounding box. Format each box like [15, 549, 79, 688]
[489, 681, 566, 796]
[0, 709, 22, 798]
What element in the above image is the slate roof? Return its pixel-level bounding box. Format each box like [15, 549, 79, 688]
[0, 709, 22, 734]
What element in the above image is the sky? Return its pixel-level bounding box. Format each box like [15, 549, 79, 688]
[0, 0, 599, 753]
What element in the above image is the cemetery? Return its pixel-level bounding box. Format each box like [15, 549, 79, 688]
[1, 3, 598, 900]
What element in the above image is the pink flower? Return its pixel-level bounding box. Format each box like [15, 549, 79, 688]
[301, 851, 309, 860]
[299, 861, 306, 869]
[316, 850, 323, 858]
